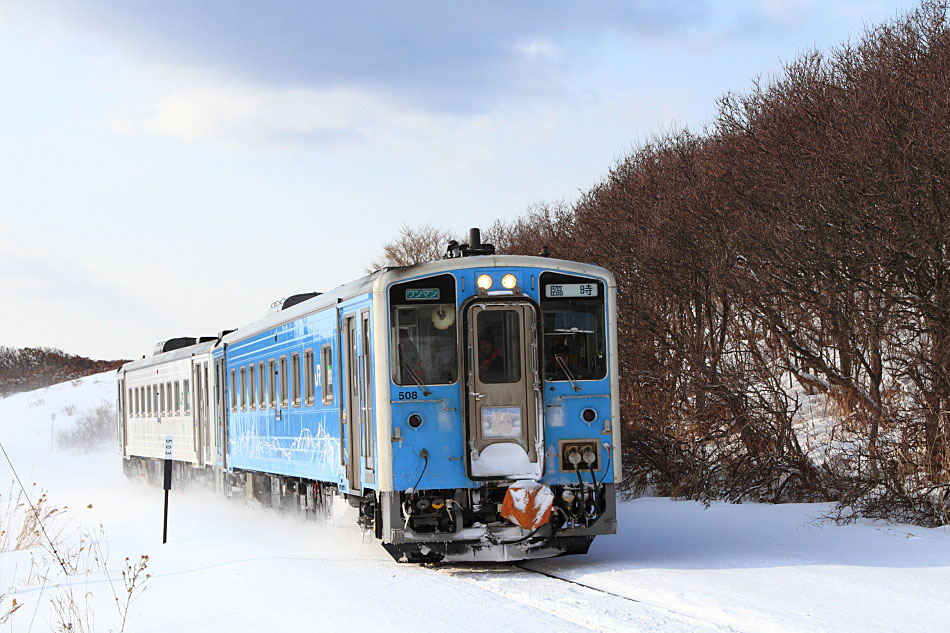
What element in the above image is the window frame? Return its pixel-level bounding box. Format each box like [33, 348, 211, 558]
[291, 352, 301, 407]
[248, 364, 256, 411]
[279, 355, 289, 408]
[240, 367, 247, 411]
[268, 359, 277, 409]
[321, 344, 333, 405]
[174, 381, 181, 415]
[304, 348, 315, 406]
[258, 361, 266, 409]
[230, 369, 237, 412]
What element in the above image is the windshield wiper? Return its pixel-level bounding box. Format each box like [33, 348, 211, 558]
[401, 362, 431, 396]
[555, 355, 581, 392]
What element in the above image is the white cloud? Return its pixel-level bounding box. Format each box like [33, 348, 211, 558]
[111, 77, 445, 152]
[515, 39, 561, 62]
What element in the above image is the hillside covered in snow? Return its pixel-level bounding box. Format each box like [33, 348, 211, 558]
[1, 373, 948, 632]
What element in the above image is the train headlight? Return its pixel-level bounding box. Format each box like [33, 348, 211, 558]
[561, 490, 576, 503]
[582, 408, 597, 423]
[477, 274, 493, 290]
[408, 414, 423, 428]
[501, 274, 517, 289]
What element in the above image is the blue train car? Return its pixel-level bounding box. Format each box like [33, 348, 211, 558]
[119, 231, 620, 562]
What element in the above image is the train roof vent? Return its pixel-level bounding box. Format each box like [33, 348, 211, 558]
[267, 292, 322, 315]
[153, 337, 197, 355]
[282, 292, 321, 310]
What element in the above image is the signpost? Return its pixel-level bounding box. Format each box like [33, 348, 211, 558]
[163, 437, 172, 544]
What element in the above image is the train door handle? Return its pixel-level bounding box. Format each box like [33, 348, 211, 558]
[470, 391, 486, 400]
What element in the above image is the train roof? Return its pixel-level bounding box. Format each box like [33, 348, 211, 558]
[119, 339, 216, 374]
[220, 255, 614, 347]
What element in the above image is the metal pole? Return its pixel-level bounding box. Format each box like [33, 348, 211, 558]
[163, 488, 169, 544]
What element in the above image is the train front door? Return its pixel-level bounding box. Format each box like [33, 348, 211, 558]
[465, 301, 543, 479]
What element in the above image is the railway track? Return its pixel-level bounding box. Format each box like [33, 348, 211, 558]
[433, 562, 741, 633]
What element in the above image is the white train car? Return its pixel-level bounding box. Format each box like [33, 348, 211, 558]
[117, 338, 218, 481]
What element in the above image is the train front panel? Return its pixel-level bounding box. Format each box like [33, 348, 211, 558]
[376, 256, 619, 562]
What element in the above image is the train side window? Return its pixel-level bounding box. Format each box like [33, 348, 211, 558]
[155, 385, 160, 415]
[268, 359, 277, 408]
[183, 379, 191, 415]
[166, 382, 173, 414]
[248, 365, 256, 411]
[174, 381, 181, 416]
[145, 387, 150, 416]
[230, 369, 237, 412]
[127, 388, 132, 417]
[258, 362, 266, 408]
[291, 353, 301, 407]
[279, 356, 289, 408]
[133, 388, 138, 417]
[160, 383, 166, 416]
[240, 367, 247, 411]
[321, 345, 333, 405]
[304, 349, 315, 406]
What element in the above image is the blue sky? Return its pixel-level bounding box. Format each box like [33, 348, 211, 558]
[0, 1, 919, 359]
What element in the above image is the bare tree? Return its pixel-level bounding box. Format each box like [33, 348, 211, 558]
[367, 224, 460, 272]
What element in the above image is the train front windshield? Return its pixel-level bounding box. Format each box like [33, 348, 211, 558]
[540, 273, 607, 382]
[392, 304, 458, 385]
[389, 273, 459, 386]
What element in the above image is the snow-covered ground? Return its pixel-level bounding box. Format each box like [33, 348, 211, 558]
[2, 373, 948, 632]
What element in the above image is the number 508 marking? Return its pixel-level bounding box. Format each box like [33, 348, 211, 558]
[397, 391, 418, 400]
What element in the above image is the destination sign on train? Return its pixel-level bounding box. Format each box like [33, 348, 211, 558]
[545, 283, 598, 298]
[406, 288, 440, 300]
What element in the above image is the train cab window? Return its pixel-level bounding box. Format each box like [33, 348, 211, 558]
[540, 273, 607, 382]
[258, 362, 266, 408]
[291, 353, 301, 407]
[279, 356, 289, 408]
[321, 345, 333, 404]
[476, 311, 522, 384]
[230, 369, 237, 411]
[389, 274, 458, 386]
[183, 379, 191, 415]
[240, 367, 247, 411]
[268, 359, 277, 408]
[248, 365, 256, 410]
[174, 381, 181, 415]
[304, 349, 315, 406]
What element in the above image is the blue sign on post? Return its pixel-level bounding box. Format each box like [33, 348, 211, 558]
[162, 437, 172, 544]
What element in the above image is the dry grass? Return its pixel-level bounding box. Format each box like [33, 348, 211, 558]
[57, 401, 115, 452]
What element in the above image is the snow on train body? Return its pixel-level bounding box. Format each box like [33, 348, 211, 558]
[117, 250, 620, 562]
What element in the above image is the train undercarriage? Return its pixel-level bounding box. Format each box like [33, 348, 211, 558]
[122, 456, 617, 563]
